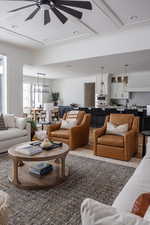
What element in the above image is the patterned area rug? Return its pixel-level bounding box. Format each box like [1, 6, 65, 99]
[0, 154, 135, 225]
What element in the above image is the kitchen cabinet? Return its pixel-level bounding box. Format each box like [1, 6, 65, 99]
[111, 76, 129, 99]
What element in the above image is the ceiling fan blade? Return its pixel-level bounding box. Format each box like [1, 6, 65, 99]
[44, 10, 50, 25]
[25, 7, 40, 21]
[51, 7, 68, 24]
[6, 0, 37, 1]
[56, 5, 82, 19]
[8, 3, 37, 13]
[55, 0, 92, 10]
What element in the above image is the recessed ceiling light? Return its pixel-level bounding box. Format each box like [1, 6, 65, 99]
[73, 31, 79, 35]
[129, 16, 138, 20]
[11, 25, 18, 29]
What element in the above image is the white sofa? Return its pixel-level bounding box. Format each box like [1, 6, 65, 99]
[0, 115, 31, 153]
[81, 147, 150, 224]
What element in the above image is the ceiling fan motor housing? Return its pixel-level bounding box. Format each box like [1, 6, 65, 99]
[40, 0, 51, 10]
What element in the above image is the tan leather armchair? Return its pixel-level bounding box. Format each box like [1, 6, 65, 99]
[48, 111, 91, 150]
[93, 114, 139, 161]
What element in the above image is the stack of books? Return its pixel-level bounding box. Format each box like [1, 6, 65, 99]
[29, 162, 53, 177]
[15, 145, 42, 156]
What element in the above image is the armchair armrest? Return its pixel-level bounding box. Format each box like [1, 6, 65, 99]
[94, 127, 106, 140]
[48, 123, 61, 132]
[70, 124, 87, 148]
[69, 114, 90, 149]
[47, 123, 61, 139]
[124, 130, 137, 160]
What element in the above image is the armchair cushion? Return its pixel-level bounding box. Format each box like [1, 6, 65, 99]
[51, 129, 69, 139]
[97, 135, 124, 147]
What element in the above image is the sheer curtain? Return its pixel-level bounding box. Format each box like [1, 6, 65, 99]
[23, 83, 43, 108]
[0, 58, 6, 113]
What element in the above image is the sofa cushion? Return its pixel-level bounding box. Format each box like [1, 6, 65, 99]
[15, 117, 27, 130]
[51, 129, 69, 139]
[4, 114, 15, 128]
[81, 198, 149, 225]
[97, 135, 124, 147]
[0, 128, 28, 141]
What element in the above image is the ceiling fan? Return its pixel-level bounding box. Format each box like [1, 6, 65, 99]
[6, 0, 92, 25]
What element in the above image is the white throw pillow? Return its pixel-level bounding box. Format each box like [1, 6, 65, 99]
[15, 117, 27, 130]
[81, 198, 149, 225]
[4, 114, 15, 128]
[106, 122, 128, 136]
[61, 119, 77, 129]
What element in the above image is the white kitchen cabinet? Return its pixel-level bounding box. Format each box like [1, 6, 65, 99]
[111, 78, 129, 99]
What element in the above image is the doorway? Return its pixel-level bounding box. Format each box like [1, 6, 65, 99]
[84, 82, 95, 107]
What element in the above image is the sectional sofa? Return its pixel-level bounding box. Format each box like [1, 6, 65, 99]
[0, 115, 31, 153]
[81, 146, 150, 224]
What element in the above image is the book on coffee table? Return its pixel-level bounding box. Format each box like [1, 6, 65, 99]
[29, 162, 53, 176]
[15, 145, 42, 156]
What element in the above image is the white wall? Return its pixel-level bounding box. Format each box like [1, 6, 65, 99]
[128, 71, 150, 89]
[0, 41, 34, 114]
[51, 75, 96, 106]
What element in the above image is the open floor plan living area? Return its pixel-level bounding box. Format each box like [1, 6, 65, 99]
[1, 0, 150, 224]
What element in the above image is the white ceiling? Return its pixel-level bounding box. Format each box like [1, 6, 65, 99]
[24, 49, 150, 78]
[0, 0, 150, 48]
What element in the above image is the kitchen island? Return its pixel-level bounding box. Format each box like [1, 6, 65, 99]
[59, 106, 149, 131]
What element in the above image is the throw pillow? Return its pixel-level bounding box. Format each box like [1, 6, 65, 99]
[106, 122, 128, 136]
[3, 114, 15, 128]
[15, 117, 26, 130]
[81, 198, 149, 225]
[0, 114, 7, 130]
[61, 119, 77, 129]
[132, 193, 150, 217]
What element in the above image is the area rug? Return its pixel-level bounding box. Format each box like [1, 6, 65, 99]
[0, 154, 135, 225]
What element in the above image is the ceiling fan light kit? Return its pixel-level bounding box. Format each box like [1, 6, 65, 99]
[7, 0, 92, 25]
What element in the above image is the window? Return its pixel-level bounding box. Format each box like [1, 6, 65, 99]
[0, 56, 6, 113]
[32, 84, 43, 108]
[23, 83, 43, 108]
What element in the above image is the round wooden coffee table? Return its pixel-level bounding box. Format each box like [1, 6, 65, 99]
[8, 143, 70, 189]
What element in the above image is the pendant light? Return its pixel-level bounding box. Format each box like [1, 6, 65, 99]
[100, 66, 105, 96]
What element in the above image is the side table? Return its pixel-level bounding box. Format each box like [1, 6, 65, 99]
[39, 121, 51, 130]
[141, 130, 150, 156]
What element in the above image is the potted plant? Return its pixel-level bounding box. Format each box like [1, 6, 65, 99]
[52, 92, 60, 106]
[27, 119, 37, 140]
